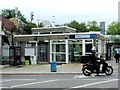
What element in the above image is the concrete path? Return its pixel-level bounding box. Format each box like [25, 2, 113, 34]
[0, 60, 118, 75]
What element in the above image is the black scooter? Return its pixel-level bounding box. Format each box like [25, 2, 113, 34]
[81, 55, 113, 76]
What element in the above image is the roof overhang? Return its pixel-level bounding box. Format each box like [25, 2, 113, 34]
[14, 33, 109, 42]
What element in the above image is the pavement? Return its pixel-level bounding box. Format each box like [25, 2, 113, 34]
[0, 60, 118, 75]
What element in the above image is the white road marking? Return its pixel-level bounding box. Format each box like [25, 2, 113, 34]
[74, 75, 89, 79]
[11, 79, 58, 88]
[71, 79, 118, 88]
[0, 80, 11, 82]
[73, 75, 118, 80]
[0, 79, 36, 82]
[10, 79, 36, 81]
[0, 87, 10, 88]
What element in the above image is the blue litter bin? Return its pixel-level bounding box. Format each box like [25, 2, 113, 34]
[50, 62, 57, 72]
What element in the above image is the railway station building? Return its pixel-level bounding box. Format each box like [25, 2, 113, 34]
[13, 26, 109, 64]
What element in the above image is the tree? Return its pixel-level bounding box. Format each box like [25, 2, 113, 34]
[106, 22, 120, 35]
[1, 9, 28, 23]
[79, 23, 88, 32]
[1, 9, 15, 19]
[24, 22, 37, 34]
[38, 22, 44, 27]
[87, 20, 100, 31]
[67, 20, 88, 32]
[67, 20, 80, 32]
[1, 9, 37, 34]
[109, 35, 120, 43]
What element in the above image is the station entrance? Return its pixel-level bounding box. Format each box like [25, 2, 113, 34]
[37, 42, 49, 63]
[50, 38, 104, 63]
[106, 43, 120, 60]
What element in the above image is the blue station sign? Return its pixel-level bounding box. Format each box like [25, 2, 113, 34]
[69, 34, 96, 39]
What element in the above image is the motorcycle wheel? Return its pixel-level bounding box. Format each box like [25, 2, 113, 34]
[104, 66, 113, 75]
[82, 66, 92, 76]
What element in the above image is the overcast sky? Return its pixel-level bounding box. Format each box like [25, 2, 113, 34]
[0, 0, 119, 27]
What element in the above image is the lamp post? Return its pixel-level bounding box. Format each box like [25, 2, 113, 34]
[36, 19, 40, 27]
[15, 7, 18, 18]
[52, 16, 56, 27]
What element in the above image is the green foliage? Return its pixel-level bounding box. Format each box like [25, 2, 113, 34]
[109, 35, 120, 43]
[1, 9, 28, 23]
[1, 9, 15, 19]
[114, 38, 120, 42]
[67, 20, 80, 32]
[87, 21, 100, 31]
[1, 9, 26, 21]
[107, 22, 120, 35]
[79, 23, 88, 32]
[67, 20, 100, 32]
[67, 20, 88, 32]
[24, 22, 37, 34]
[38, 22, 44, 27]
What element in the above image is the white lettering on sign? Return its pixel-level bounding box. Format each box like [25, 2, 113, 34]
[75, 35, 90, 39]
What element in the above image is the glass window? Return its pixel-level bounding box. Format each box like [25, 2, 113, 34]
[85, 39, 92, 42]
[52, 40, 65, 44]
[56, 44, 65, 52]
[52, 44, 55, 52]
[60, 44, 65, 52]
[56, 54, 65, 62]
[40, 32, 50, 34]
[56, 45, 60, 52]
[33, 32, 38, 35]
[85, 44, 92, 53]
[10, 49, 14, 56]
[52, 54, 66, 62]
[52, 32, 63, 34]
[73, 44, 82, 56]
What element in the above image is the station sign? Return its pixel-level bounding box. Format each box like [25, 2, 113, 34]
[100, 22, 105, 35]
[69, 34, 96, 39]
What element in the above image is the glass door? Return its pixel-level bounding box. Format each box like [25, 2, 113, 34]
[52, 44, 66, 62]
[51, 40, 66, 62]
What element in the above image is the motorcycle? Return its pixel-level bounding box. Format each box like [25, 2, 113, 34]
[80, 55, 113, 76]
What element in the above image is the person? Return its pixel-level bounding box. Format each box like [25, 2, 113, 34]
[90, 47, 100, 76]
[114, 47, 120, 63]
[118, 48, 120, 62]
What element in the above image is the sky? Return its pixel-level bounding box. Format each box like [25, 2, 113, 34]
[0, 0, 119, 27]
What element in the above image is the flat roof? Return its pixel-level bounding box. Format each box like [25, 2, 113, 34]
[32, 26, 76, 31]
[31, 26, 76, 33]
